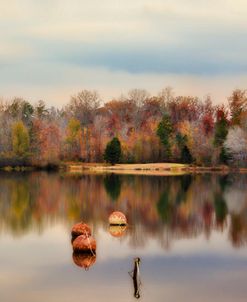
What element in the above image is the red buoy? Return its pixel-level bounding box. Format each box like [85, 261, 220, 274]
[72, 235, 96, 253]
[71, 222, 91, 239]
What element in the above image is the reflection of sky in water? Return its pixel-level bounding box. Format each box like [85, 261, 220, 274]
[0, 173, 247, 301]
[1, 225, 247, 302]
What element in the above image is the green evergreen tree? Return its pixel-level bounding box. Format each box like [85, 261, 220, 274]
[219, 146, 231, 164]
[214, 114, 228, 147]
[181, 145, 193, 164]
[156, 114, 173, 159]
[176, 133, 193, 164]
[104, 137, 122, 165]
[214, 109, 229, 164]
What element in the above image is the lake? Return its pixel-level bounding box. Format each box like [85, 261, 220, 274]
[0, 171, 247, 302]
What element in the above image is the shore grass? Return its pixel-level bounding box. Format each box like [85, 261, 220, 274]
[65, 162, 247, 175]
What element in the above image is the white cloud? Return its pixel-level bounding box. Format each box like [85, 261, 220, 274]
[1, 0, 247, 105]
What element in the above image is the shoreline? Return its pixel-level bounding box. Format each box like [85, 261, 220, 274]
[65, 163, 247, 175]
[1, 162, 246, 175]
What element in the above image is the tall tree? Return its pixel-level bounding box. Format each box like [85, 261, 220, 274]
[158, 86, 174, 113]
[228, 89, 247, 126]
[128, 89, 150, 107]
[156, 114, 173, 159]
[12, 121, 30, 157]
[65, 118, 81, 160]
[34, 100, 49, 119]
[67, 90, 100, 161]
[68, 89, 100, 125]
[214, 106, 229, 147]
[224, 127, 247, 166]
[7, 98, 34, 125]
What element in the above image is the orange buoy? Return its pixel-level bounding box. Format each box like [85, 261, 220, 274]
[72, 252, 96, 270]
[109, 211, 127, 225]
[71, 222, 91, 239]
[109, 225, 127, 237]
[72, 235, 96, 253]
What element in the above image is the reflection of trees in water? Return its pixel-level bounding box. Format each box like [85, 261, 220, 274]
[157, 190, 172, 223]
[230, 214, 244, 247]
[214, 193, 228, 229]
[156, 175, 192, 224]
[0, 172, 247, 248]
[104, 174, 122, 201]
[229, 212, 247, 248]
[0, 173, 34, 235]
[9, 178, 33, 234]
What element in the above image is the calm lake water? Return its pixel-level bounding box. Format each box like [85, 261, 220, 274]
[0, 172, 247, 302]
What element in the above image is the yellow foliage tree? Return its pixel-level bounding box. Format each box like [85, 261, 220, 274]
[12, 121, 30, 157]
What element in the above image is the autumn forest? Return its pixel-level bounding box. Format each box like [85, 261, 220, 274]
[0, 88, 246, 168]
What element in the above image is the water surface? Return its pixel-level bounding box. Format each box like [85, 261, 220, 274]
[0, 172, 247, 302]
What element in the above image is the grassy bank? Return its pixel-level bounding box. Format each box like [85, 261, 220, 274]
[65, 162, 247, 175]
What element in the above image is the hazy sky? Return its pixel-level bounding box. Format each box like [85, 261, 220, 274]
[1, 0, 247, 106]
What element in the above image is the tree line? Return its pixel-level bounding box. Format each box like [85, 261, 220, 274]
[0, 87, 246, 167]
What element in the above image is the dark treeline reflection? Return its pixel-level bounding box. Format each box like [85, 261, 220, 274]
[0, 172, 247, 248]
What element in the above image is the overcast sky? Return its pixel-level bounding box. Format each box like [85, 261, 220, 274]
[1, 0, 247, 106]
